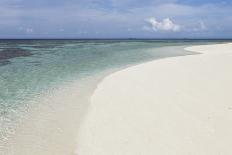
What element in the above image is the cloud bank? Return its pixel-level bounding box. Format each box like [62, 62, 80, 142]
[146, 18, 181, 32]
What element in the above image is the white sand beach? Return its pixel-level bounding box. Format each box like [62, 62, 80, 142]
[77, 43, 232, 155]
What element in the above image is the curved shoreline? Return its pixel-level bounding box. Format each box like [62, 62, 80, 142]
[1, 44, 197, 155]
[77, 43, 232, 155]
[1, 43, 226, 154]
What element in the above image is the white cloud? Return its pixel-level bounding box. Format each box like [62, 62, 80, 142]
[26, 28, 33, 33]
[146, 18, 181, 32]
[199, 21, 207, 30]
[192, 21, 207, 32]
[17, 27, 34, 34]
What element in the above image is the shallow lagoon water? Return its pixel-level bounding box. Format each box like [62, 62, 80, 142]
[0, 40, 227, 154]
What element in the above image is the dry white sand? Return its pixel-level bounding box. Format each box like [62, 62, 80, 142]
[77, 43, 232, 155]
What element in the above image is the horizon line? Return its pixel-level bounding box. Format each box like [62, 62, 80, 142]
[0, 38, 232, 40]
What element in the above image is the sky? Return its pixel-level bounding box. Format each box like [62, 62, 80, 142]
[0, 0, 232, 38]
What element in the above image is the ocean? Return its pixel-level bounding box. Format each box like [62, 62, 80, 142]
[0, 39, 228, 154]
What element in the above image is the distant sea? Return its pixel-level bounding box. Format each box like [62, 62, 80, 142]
[0, 39, 229, 153]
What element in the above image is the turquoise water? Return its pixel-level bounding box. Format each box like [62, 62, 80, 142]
[0, 40, 227, 148]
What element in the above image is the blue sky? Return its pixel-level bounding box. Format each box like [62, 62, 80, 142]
[0, 0, 232, 38]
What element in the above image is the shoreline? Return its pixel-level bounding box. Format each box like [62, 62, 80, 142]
[1, 44, 196, 154]
[77, 43, 232, 154]
[0, 73, 108, 155]
[0, 43, 223, 154]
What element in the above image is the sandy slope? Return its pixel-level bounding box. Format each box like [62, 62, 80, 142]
[77, 43, 232, 155]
